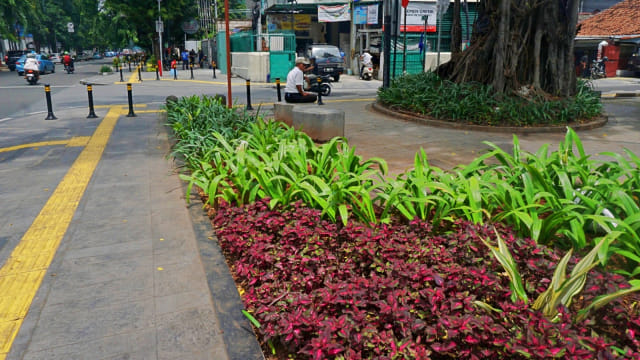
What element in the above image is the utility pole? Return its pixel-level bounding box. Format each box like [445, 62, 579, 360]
[157, 0, 163, 71]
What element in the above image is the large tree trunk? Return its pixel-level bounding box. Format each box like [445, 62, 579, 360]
[451, 0, 462, 55]
[437, 0, 580, 97]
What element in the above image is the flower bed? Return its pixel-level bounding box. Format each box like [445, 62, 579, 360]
[212, 199, 640, 359]
[166, 95, 640, 358]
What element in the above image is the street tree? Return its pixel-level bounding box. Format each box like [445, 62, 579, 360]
[438, 0, 581, 97]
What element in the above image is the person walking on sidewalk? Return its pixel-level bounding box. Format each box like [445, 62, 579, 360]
[284, 57, 317, 103]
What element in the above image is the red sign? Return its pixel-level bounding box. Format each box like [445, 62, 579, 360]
[402, 0, 409, 8]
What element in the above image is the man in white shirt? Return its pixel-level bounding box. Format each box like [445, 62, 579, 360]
[23, 53, 40, 78]
[360, 49, 372, 79]
[284, 57, 317, 103]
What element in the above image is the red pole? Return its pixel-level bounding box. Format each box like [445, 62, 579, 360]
[225, 0, 232, 108]
[157, 60, 163, 77]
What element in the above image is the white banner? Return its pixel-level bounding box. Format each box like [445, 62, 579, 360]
[401, 3, 437, 26]
[318, 4, 351, 22]
[367, 4, 378, 25]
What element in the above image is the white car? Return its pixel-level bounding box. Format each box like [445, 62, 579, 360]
[49, 53, 62, 63]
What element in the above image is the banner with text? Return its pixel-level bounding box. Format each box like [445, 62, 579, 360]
[318, 4, 351, 22]
[400, 2, 437, 32]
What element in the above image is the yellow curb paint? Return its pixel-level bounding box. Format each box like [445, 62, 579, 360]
[0, 107, 123, 359]
[159, 238, 165, 241]
[157, 267, 164, 271]
[0, 137, 91, 154]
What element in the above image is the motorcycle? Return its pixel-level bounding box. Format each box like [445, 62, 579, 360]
[361, 64, 374, 81]
[25, 69, 39, 85]
[64, 63, 74, 74]
[305, 74, 332, 96]
[590, 57, 608, 79]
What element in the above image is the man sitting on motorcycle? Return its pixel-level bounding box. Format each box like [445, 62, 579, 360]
[284, 57, 317, 103]
[360, 49, 372, 79]
[23, 53, 40, 79]
[63, 52, 74, 72]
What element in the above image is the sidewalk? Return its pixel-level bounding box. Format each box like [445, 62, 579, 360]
[1, 76, 639, 359]
[1, 106, 261, 360]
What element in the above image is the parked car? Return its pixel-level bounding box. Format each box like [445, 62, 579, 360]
[4, 50, 29, 71]
[305, 44, 345, 82]
[15, 54, 55, 75]
[76, 52, 92, 61]
[104, 51, 116, 57]
[49, 53, 62, 63]
[92, 52, 103, 60]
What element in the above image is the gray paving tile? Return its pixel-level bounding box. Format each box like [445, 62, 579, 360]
[27, 298, 156, 352]
[156, 308, 227, 360]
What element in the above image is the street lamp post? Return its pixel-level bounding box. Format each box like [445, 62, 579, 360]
[157, 0, 163, 72]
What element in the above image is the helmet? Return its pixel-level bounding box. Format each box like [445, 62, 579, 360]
[27, 53, 35, 58]
[64, 51, 69, 55]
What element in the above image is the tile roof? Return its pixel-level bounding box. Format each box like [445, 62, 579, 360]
[577, 0, 640, 36]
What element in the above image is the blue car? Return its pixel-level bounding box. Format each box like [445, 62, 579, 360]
[15, 54, 56, 76]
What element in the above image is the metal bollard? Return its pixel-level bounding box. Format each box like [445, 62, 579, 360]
[190, 62, 194, 79]
[276, 78, 281, 102]
[137, 65, 142, 82]
[126, 83, 136, 117]
[212, 61, 217, 79]
[316, 77, 324, 105]
[128, 61, 132, 72]
[119, 64, 123, 82]
[86, 84, 98, 118]
[156, 66, 159, 80]
[44, 84, 57, 120]
[246, 80, 253, 111]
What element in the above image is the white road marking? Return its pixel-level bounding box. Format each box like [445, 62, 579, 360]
[0, 117, 12, 122]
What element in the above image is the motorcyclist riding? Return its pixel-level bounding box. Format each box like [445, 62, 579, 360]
[63, 51, 74, 73]
[23, 52, 40, 79]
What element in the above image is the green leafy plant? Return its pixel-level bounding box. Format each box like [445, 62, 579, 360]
[377, 71, 602, 126]
[481, 230, 640, 322]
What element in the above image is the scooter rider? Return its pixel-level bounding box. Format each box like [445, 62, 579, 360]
[23, 52, 40, 79]
[360, 49, 372, 79]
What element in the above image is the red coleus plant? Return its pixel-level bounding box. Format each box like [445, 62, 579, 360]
[211, 198, 640, 359]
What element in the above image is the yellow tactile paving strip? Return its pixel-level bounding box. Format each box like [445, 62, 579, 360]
[0, 108, 122, 359]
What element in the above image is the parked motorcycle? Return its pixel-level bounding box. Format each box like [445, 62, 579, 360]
[25, 69, 39, 85]
[305, 74, 332, 96]
[590, 57, 608, 79]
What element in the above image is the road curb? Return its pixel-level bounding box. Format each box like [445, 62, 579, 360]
[370, 102, 609, 134]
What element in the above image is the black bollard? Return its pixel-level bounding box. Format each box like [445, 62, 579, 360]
[128, 61, 132, 72]
[317, 77, 324, 105]
[138, 65, 142, 82]
[44, 84, 57, 120]
[190, 62, 194, 80]
[126, 83, 136, 117]
[156, 66, 159, 80]
[119, 64, 124, 82]
[246, 80, 253, 111]
[212, 61, 216, 79]
[276, 78, 281, 102]
[86, 84, 98, 118]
